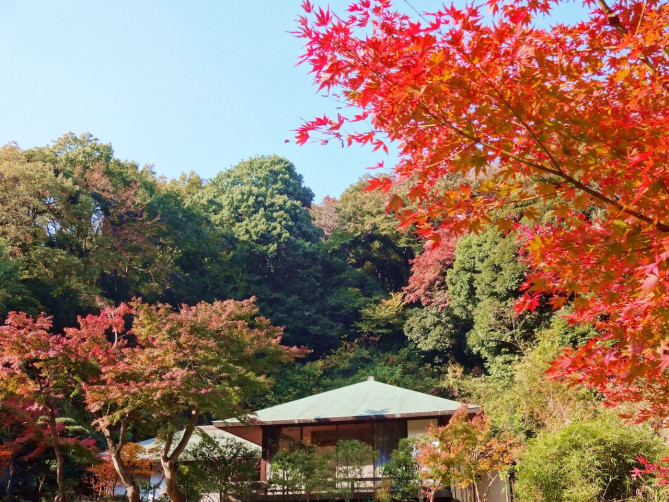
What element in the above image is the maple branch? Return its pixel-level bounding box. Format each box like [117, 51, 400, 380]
[596, 0, 669, 71]
[167, 408, 199, 463]
[302, 3, 669, 234]
[118, 415, 130, 450]
[596, 0, 626, 35]
[440, 33, 566, 176]
[163, 430, 173, 458]
[418, 105, 669, 232]
[634, 0, 647, 36]
[436, 3, 669, 227]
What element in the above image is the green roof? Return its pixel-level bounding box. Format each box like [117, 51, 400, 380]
[139, 425, 260, 460]
[215, 377, 477, 427]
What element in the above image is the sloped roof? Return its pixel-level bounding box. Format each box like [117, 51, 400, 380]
[139, 425, 260, 460]
[214, 377, 478, 428]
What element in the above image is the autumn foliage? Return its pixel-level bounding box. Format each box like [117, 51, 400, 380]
[1, 298, 299, 502]
[416, 406, 519, 502]
[296, 0, 669, 420]
[87, 442, 152, 498]
[0, 313, 98, 501]
[404, 231, 456, 309]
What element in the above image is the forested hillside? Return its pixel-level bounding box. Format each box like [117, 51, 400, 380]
[1, 133, 667, 500]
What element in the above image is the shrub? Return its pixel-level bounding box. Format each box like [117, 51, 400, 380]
[516, 414, 665, 502]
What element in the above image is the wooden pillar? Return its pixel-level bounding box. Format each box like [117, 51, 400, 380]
[260, 427, 268, 486]
[372, 421, 376, 483]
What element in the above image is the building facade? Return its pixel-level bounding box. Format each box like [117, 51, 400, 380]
[214, 377, 509, 501]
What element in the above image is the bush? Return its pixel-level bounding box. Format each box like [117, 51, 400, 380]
[516, 414, 665, 502]
[269, 443, 336, 500]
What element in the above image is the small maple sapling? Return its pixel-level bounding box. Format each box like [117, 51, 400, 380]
[416, 406, 519, 502]
[296, 0, 669, 421]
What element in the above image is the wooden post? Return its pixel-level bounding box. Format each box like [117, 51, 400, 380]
[261, 427, 268, 494]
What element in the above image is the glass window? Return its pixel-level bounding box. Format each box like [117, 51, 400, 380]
[303, 424, 338, 452]
[267, 426, 302, 461]
[374, 420, 406, 468]
[338, 423, 373, 446]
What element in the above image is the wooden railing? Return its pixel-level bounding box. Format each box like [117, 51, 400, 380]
[256, 477, 383, 499]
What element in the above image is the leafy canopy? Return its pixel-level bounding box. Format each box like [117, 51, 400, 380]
[296, 0, 669, 420]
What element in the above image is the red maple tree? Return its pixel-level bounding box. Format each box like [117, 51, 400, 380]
[404, 230, 456, 309]
[296, 0, 669, 421]
[0, 313, 97, 502]
[77, 298, 301, 502]
[1, 298, 299, 502]
[416, 406, 519, 502]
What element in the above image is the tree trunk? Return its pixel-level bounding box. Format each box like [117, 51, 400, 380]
[159, 409, 199, 502]
[5, 461, 14, 495]
[109, 449, 142, 502]
[47, 406, 67, 502]
[100, 423, 141, 502]
[161, 458, 187, 502]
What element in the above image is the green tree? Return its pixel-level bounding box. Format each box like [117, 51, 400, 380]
[329, 178, 417, 294]
[466, 313, 599, 441]
[0, 134, 172, 329]
[190, 155, 366, 352]
[336, 439, 375, 498]
[445, 229, 550, 377]
[376, 438, 422, 502]
[269, 443, 336, 501]
[403, 306, 464, 356]
[356, 292, 407, 342]
[177, 432, 260, 502]
[0, 239, 31, 317]
[146, 181, 236, 307]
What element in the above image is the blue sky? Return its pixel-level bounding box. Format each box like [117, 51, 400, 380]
[0, 1, 585, 201]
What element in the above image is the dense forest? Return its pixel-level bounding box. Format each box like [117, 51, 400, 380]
[1, 133, 667, 501]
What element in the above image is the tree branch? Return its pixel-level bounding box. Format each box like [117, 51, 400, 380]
[167, 408, 199, 463]
[418, 105, 669, 232]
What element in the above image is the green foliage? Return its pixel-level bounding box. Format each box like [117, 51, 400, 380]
[191, 155, 319, 257]
[269, 443, 336, 499]
[146, 185, 236, 306]
[190, 155, 352, 352]
[336, 439, 376, 498]
[329, 178, 417, 293]
[461, 314, 600, 440]
[0, 134, 173, 329]
[264, 343, 441, 407]
[0, 239, 31, 317]
[356, 292, 407, 340]
[268, 440, 375, 501]
[516, 414, 665, 502]
[404, 306, 463, 355]
[376, 438, 422, 502]
[444, 229, 550, 377]
[177, 432, 260, 502]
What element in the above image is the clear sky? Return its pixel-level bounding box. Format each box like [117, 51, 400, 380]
[0, 0, 585, 202]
